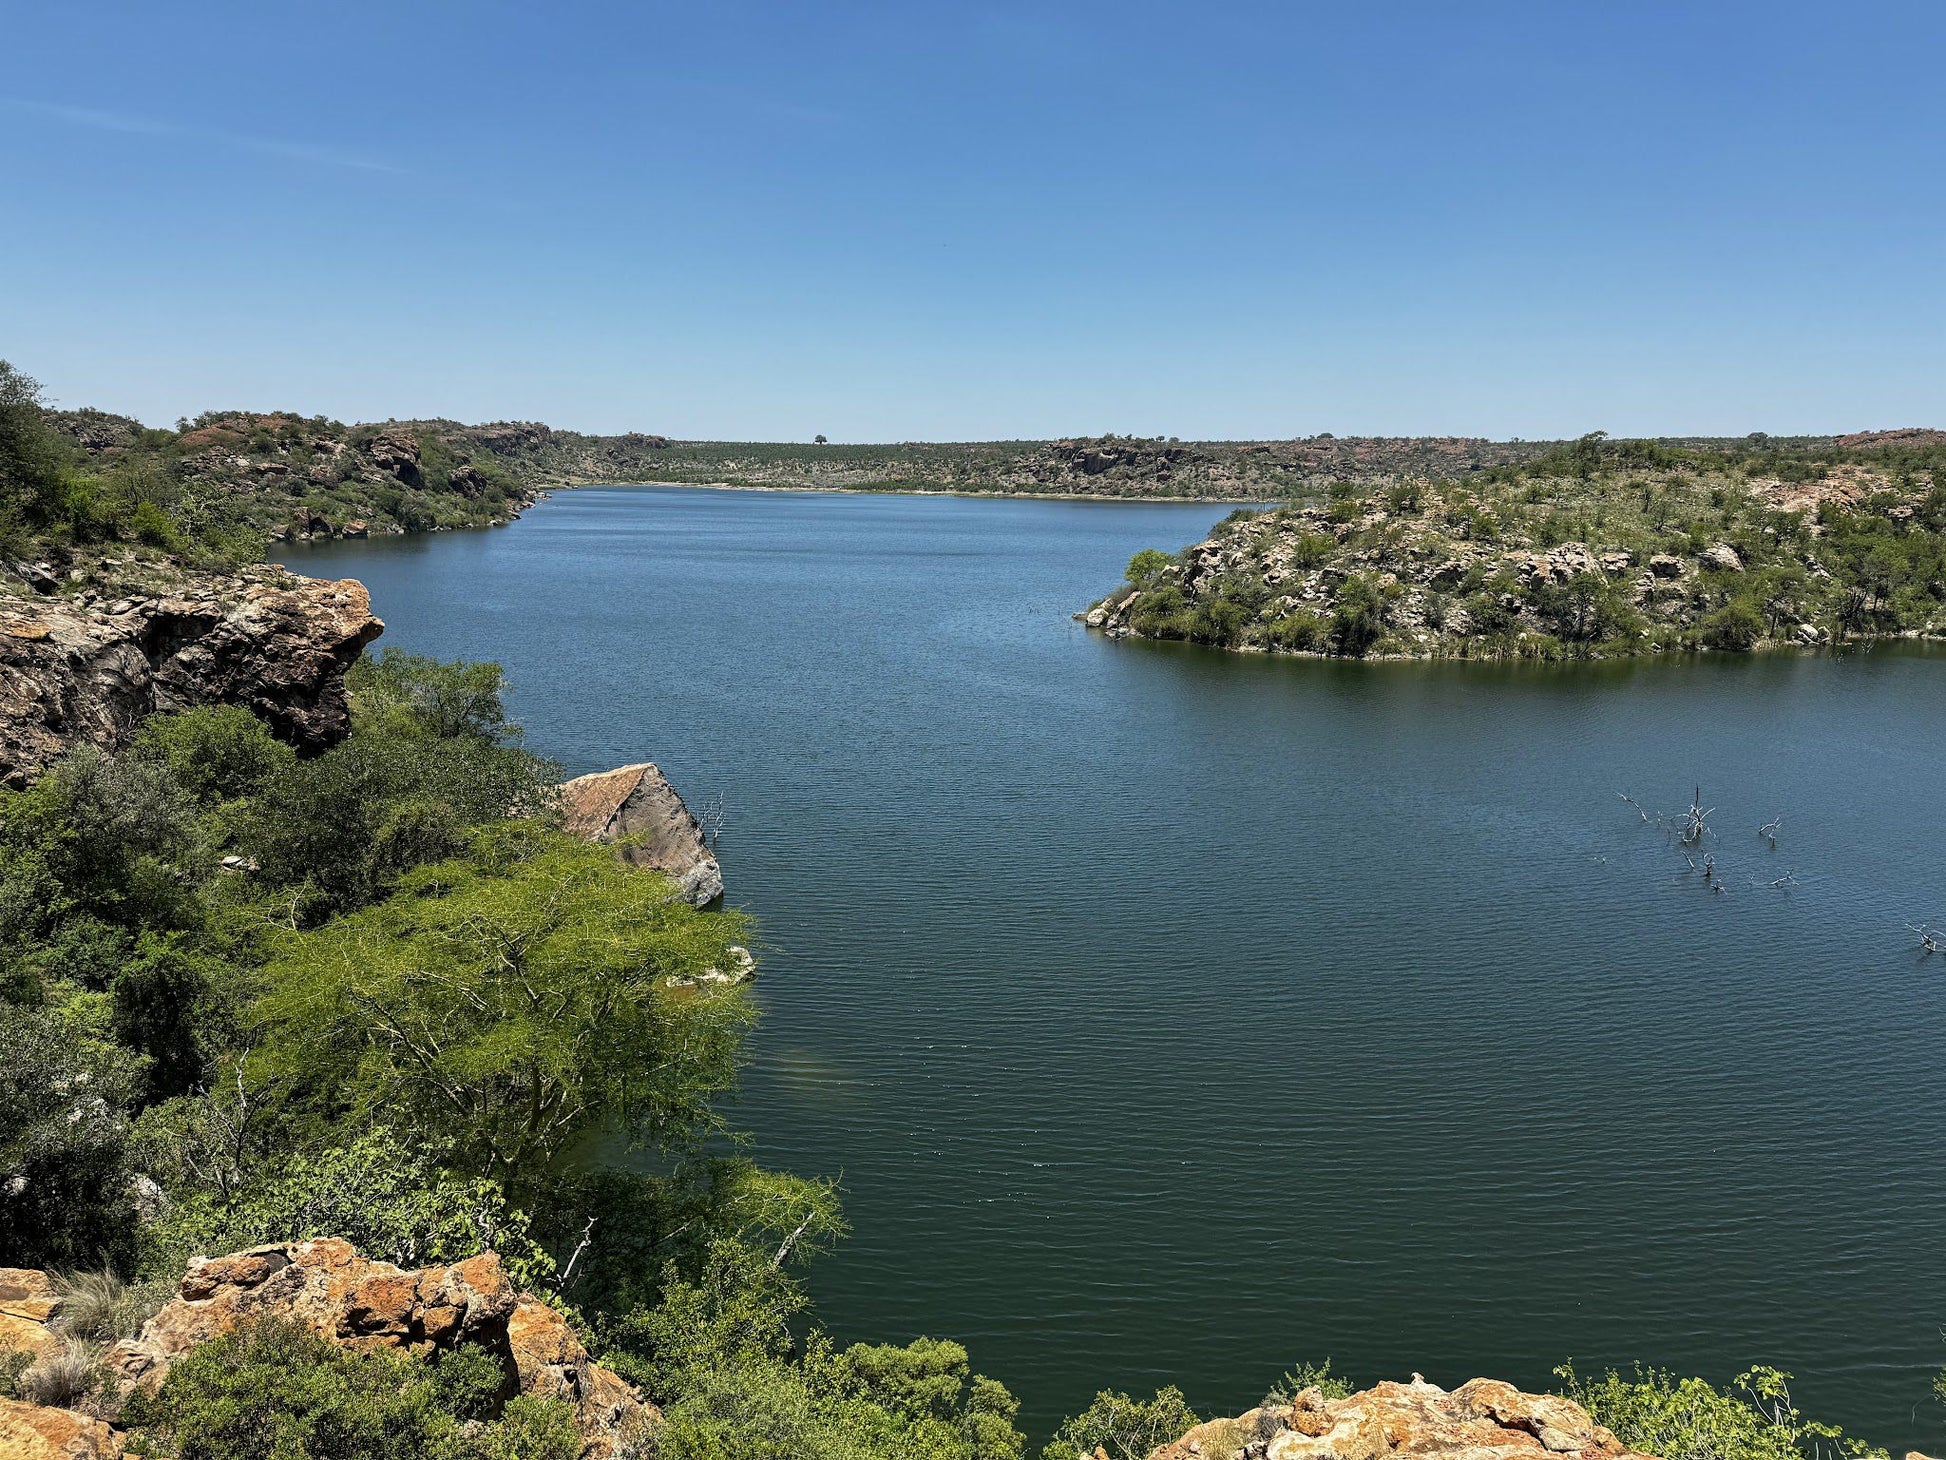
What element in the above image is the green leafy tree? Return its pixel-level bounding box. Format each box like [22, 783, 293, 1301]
[249, 826, 753, 1194]
[1124, 548, 1174, 585]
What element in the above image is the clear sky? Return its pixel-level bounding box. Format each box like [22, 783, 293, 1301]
[2, 1, 1940, 440]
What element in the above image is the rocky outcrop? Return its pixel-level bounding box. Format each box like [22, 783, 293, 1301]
[0, 569, 382, 787]
[1152, 1375, 1656, 1460]
[560, 762, 723, 905]
[102, 1238, 653, 1459]
[0, 1398, 123, 1459]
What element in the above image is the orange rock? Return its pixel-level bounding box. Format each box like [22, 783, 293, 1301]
[1151, 1374, 1659, 1460]
[103, 1240, 651, 1459]
[0, 1397, 123, 1458]
[0, 1270, 62, 1363]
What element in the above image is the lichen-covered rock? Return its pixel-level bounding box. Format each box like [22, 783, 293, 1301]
[102, 1239, 654, 1459]
[560, 762, 724, 905]
[0, 1397, 123, 1459]
[1151, 1375, 1657, 1460]
[0, 570, 382, 787]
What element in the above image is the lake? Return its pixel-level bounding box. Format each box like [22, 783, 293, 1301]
[289, 485, 1946, 1449]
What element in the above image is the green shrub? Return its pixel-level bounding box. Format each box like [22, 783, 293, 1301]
[132, 707, 296, 807]
[121, 1319, 582, 1460]
[1700, 600, 1765, 651]
[1289, 533, 1335, 569]
[0, 1001, 143, 1270]
[1041, 1386, 1198, 1460]
[1553, 1363, 1883, 1460]
[1124, 548, 1173, 584]
[1188, 598, 1247, 646]
[1329, 575, 1391, 656]
[139, 1131, 555, 1292]
[1270, 1359, 1354, 1402]
[1268, 610, 1328, 653]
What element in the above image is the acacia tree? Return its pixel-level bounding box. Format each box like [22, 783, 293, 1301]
[250, 825, 754, 1195]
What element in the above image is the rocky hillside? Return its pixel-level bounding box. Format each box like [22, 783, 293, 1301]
[609, 434, 1571, 499]
[48, 408, 562, 546]
[1084, 433, 1946, 659]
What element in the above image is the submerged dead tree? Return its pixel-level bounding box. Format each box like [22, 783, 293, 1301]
[1619, 783, 1799, 897]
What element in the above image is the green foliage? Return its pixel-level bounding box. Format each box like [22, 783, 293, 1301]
[0, 1000, 143, 1269]
[1041, 1386, 1199, 1460]
[1700, 599, 1765, 651]
[1267, 609, 1328, 653]
[131, 706, 296, 807]
[350, 652, 520, 745]
[1270, 1359, 1354, 1402]
[235, 658, 555, 917]
[0, 360, 76, 549]
[249, 827, 753, 1189]
[141, 1131, 556, 1291]
[1330, 574, 1391, 656]
[602, 1237, 1021, 1460]
[121, 1319, 583, 1460]
[1553, 1363, 1884, 1460]
[1124, 548, 1173, 585]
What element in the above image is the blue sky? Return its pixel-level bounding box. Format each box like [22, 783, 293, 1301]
[2, 1, 1940, 440]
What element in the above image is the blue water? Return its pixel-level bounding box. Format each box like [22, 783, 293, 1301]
[291, 485, 1946, 1450]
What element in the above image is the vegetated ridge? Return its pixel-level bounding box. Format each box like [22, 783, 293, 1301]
[1085, 431, 1946, 659]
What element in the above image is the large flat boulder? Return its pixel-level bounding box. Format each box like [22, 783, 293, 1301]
[559, 762, 723, 905]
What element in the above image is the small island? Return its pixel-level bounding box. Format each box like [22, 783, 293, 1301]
[1083, 430, 1946, 659]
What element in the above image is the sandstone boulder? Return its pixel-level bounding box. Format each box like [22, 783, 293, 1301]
[1152, 1374, 1657, 1460]
[0, 572, 381, 787]
[1648, 554, 1684, 579]
[0, 1269, 63, 1361]
[0, 1398, 123, 1459]
[103, 1239, 653, 1460]
[560, 762, 723, 905]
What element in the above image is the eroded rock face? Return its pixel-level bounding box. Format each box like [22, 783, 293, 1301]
[1152, 1375, 1657, 1460]
[0, 570, 382, 787]
[560, 762, 724, 905]
[103, 1239, 653, 1459]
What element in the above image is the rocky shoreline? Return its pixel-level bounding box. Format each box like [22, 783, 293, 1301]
[1081, 439, 1943, 662]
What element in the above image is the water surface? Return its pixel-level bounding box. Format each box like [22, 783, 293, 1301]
[292, 486, 1946, 1448]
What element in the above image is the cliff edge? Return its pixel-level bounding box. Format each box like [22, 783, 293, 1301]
[0, 562, 382, 787]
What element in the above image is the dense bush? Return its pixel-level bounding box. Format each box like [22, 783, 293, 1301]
[1554, 1363, 1883, 1460]
[1041, 1386, 1198, 1460]
[121, 1320, 584, 1460]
